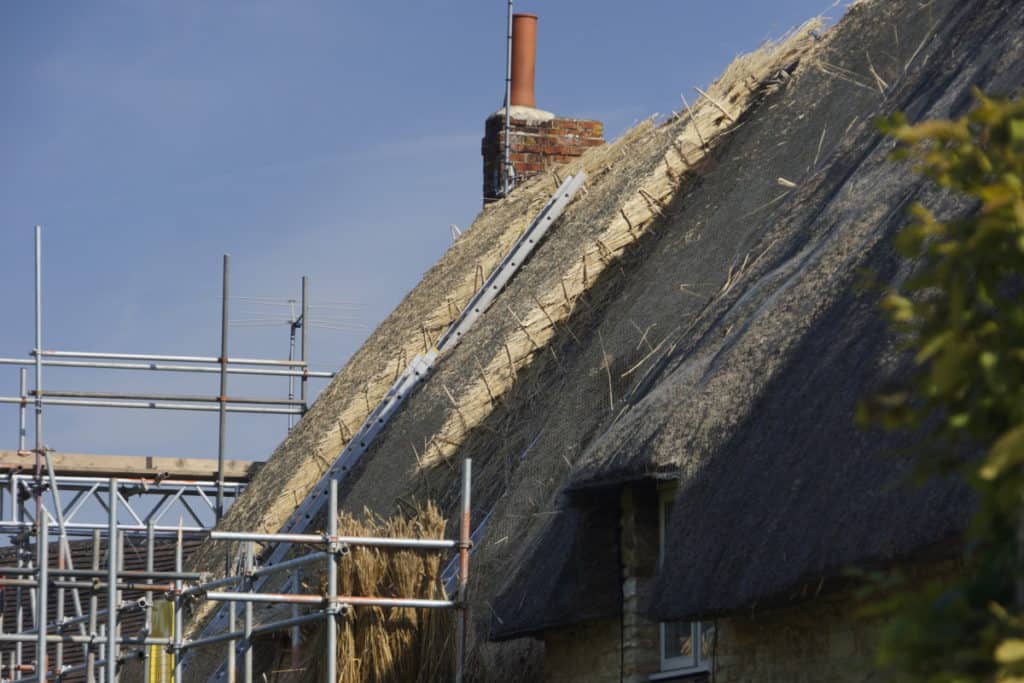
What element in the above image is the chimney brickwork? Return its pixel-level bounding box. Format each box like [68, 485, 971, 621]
[482, 112, 604, 202]
[482, 12, 604, 203]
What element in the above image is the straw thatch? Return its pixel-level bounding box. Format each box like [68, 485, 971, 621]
[184, 0, 1024, 677]
[493, 0, 1024, 636]
[184, 16, 824, 678]
[260, 504, 452, 683]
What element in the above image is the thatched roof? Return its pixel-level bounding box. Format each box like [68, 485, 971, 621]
[489, 489, 621, 642]
[493, 0, 1024, 636]
[183, 0, 1024, 677]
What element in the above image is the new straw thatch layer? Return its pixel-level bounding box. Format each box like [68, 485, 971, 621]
[184, 19, 825, 678]
[265, 503, 453, 683]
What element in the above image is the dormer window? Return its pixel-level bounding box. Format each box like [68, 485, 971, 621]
[657, 485, 714, 676]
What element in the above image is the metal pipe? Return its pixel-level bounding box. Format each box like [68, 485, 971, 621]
[33, 226, 45, 683]
[289, 572, 301, 667]
[336, 596, 456, 609]
[208, 530, 456, 548]
[98, 624, 105, 683]
[0, 568, 201, 581]
[325, 480, 338, 683]
[144, 521, 154, 683]
[217, 253, 229, 524]
[115, 530, 124, 669]
[503, 0, 513, 197]
[0, 396, 303, 415]
[38, 350, 308, 367]
[300, 276, 309, 415]
[18, 368, 26, 455]
[29, 389, 303, 406]
[250, 551, 328, 579]
[0, 357, 334, 378]
[36, 509, 48, 683]
[0, 520, 213, 537]
[87, 529, 99, 683]
[204, 592, 324, 606]
[252, 611, 323, 638]
[0, 633, 172, 646]
[106, 479, 117, 683]
[15, 369, 26, 676]
[173, 522, 183, 683]
[178, 628, 244, 652]
[455, 458, 472, 683]
[1, 472, 244, 493]
[40, 449, 89, 650]
[209, 531, 323, 545]
[242, 543, 253, 683]
[179, 550, 322, 598]
[227, 576, 236, 683]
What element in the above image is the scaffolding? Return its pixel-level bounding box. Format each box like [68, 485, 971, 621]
[0, 466, 472, 683]
[1, 172, 584, 682]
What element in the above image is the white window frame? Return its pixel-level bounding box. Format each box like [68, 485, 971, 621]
[656, 484, 712, 677]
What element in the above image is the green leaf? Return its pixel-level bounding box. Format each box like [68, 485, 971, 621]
[1009, 118, 1024, 143]
[979, 424, 1024, 480]
[995, 639, 1024, 663]
[917, 330, 953, 364]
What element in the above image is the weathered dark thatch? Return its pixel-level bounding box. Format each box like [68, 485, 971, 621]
[184, 0, 1024, 677]
[493, 0, 1024, 633]
[489, 490, 621, 641]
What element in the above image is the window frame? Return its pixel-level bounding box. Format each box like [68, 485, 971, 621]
[656, 484, 712, 676]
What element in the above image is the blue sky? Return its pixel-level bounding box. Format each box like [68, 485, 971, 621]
[0, 0, 843, 464]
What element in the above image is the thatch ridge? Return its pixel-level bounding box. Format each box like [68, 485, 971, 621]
[180, 0, 1024, 677]
[495, 0, 1024, 634]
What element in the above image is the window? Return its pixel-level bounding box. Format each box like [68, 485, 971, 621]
[657, 486, 714, 674]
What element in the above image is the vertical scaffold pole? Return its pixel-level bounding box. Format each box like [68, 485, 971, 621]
[33, 226, 46, 683]
[16, 368, 27, 674]
[216, 254, 230, 523]
[87, 529, 100, 683]
[242, 541, 254, 683]
[227, 571, 236, 683]
[173, 521, 184, 683]
[144, 520, 155, 683]
[36, 509, 48, 683]
[325, 479, 338, 683]
[455, 458, 472, 683]
[106, 478, 118, 683]
[502, 1, 514, 197]
[300, 276, 309, 415]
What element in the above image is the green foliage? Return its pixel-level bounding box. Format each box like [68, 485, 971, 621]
[860, 91, 1024, 682]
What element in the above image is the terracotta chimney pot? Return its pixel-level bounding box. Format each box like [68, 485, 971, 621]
[510, 13, 538, 108]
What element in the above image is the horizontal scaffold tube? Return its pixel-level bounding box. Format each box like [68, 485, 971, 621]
[38, 349, 308, 367]
[0, 357, 333, 378]
[30, 389, 304, 406]
[0, 396, 302, 415]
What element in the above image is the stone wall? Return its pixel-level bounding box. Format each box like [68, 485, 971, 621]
[543, 618, 621, 683]
[620, 483, 662, 682]
[481, 108, 604, 201]
[539, 479, 903, 683]
[712, 596, 883, 683]
[542, 592, 884, 683]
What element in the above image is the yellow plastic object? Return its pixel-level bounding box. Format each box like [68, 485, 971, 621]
[148, 599, 175, 682]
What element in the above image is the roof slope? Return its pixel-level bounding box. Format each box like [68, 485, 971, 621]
[184, 0, 1024, 677]
[493, 0, 1024, 636]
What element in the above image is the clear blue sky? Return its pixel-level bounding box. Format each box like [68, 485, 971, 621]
[0, 0, 843, 463]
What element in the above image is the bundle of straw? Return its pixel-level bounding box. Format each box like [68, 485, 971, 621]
[288, 503, 454, 683]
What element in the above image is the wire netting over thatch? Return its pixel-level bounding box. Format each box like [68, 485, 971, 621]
[185, 0, 1024, 678]
[495, 0, 1024, 635]
[265, 504, 453, 683]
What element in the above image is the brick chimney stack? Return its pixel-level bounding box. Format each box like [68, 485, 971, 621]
[482, 13, 604, 203]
